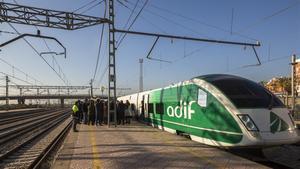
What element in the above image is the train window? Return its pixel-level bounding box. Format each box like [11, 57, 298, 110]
[148, 103, 154, 113]
[209, 78, 285, 108]
[156, 103, 164, 114]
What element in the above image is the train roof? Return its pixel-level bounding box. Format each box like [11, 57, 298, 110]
[195, 74, 250, 83]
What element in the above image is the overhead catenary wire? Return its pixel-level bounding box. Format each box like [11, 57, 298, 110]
[73, 0, 101, 13]
[0, 71, 34, 85]
[116, 0, 149, 48]
[172, 1, 299, 63]
[92, 0, 107, 82]
[0, 30, 19, 35]
[116, 1, 168, 34]
[116, 0, 140, 43]
[11, 0, 70, 85]
[238, 0, 300, 33]
[79, 0, 105, 14]
[226, 53, 300, 73]
[6, 22, 69, 85]
[125, 0, 211, 39]
[128, 0, 258, 41]
[0, 57, 44, 85]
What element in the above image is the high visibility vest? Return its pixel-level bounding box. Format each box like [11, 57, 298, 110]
[72, 105, 79, 114]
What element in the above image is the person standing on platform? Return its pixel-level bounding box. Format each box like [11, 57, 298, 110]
[118, 100, 125, 125]
[83, 98, 89, 124]
[77, 100, 83, 124]
[88, 99, 96, 125]
[99, 100, 104, 125]
[103, 101, 108, 124]
[125, 100, 131, 124]
[95, 99, 101, 125]
[72, 101, 79, 132]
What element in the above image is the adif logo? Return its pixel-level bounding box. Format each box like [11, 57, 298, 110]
[167, 100, 196, 119]
[270, 111, 288, 133]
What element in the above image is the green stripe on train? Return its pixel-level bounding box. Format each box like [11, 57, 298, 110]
[146, 84, 243, 144]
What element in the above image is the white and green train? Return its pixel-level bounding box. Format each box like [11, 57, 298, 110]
[118, 74, 300, 147]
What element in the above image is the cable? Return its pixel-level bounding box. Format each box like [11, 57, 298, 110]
[117, 1, 167, 34]
[7, 22, 68, 85]
[96, 65, 108, 88]
[0, 72, 34, 85]
[116, 0, 140, 43]
[124, 0, 210, 40]
[0, 30, 19, 35]
[73, 0, 100, 13]
[130, 0, 258, 41]
[11, 0, 70, 85]
[238, 1, 300, 33]
[92, 0, 107, 82]
[173, 1, 299, 63]
[116, 0, 149, 48]
[0, 57, 44, 85]
[79, 0, 105, 14]
[226, 53, 300, 73]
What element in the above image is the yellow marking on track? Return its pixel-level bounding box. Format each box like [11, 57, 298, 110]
[89, 126, 101, 169]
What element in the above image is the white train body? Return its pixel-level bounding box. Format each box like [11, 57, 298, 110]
[118, 74, 300, 147]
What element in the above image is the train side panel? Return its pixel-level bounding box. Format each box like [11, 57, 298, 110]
[146, 81, 244, 146]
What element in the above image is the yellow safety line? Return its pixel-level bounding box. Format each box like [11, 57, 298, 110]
[89, 126, 102, 169]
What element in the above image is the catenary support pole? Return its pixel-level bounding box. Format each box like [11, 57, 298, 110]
[291, 54, 297, 118]
[108, 0, 117, 127]
[5, 75, 9, 109]
[139, 59, 143, 92]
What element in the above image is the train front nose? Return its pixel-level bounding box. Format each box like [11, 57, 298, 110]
[239, 108, 300, 145]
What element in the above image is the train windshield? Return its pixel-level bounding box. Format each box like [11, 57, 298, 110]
[200, 75, 285, 108]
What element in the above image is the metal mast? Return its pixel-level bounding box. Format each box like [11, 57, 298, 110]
[139, 59, 143, 92]
[291, 54, 296, 116]
[108, 0, 117, 127]
[5, 75, 9, 108]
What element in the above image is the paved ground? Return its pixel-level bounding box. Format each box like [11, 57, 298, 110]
[52, 121, 269, 169]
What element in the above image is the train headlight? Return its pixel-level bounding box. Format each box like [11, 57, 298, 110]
[237, 114, 259, 131]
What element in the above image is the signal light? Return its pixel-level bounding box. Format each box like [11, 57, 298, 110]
[237, 114, 259, 131]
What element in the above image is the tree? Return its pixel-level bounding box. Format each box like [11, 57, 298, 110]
[278, 77, 291, 94]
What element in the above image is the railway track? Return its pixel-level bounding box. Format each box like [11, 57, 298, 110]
[0, 108, 72, 169]
[228, 144, 300, 169]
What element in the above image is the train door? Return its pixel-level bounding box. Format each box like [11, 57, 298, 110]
[144, 94, 149, 120]
[140, 95, 145, 120]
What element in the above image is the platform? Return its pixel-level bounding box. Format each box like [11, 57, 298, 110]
[53, 121, 269, 169]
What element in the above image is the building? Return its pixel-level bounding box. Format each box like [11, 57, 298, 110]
[265, 77, 287, 95]
[295, 58, 300, 94]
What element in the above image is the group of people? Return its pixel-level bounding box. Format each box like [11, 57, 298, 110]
[72, 99, 136, 132]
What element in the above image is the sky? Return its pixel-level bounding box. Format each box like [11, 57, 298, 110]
[0, 0, 299, 96]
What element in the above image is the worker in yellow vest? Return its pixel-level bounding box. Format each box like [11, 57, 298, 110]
[72, 101, 79, 132]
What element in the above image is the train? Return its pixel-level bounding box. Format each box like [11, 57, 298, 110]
[118, 74, 300, 147]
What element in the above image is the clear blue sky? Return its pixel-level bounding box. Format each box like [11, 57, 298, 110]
[0, 0, 299, 95]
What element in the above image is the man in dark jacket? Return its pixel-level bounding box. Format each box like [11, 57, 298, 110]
[95, 99, 101, 125]
[83, 99, 89, 124]
[77, 100, 83, 123]
[88, 100, 96, 125]
[117, 100, 125, 125]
